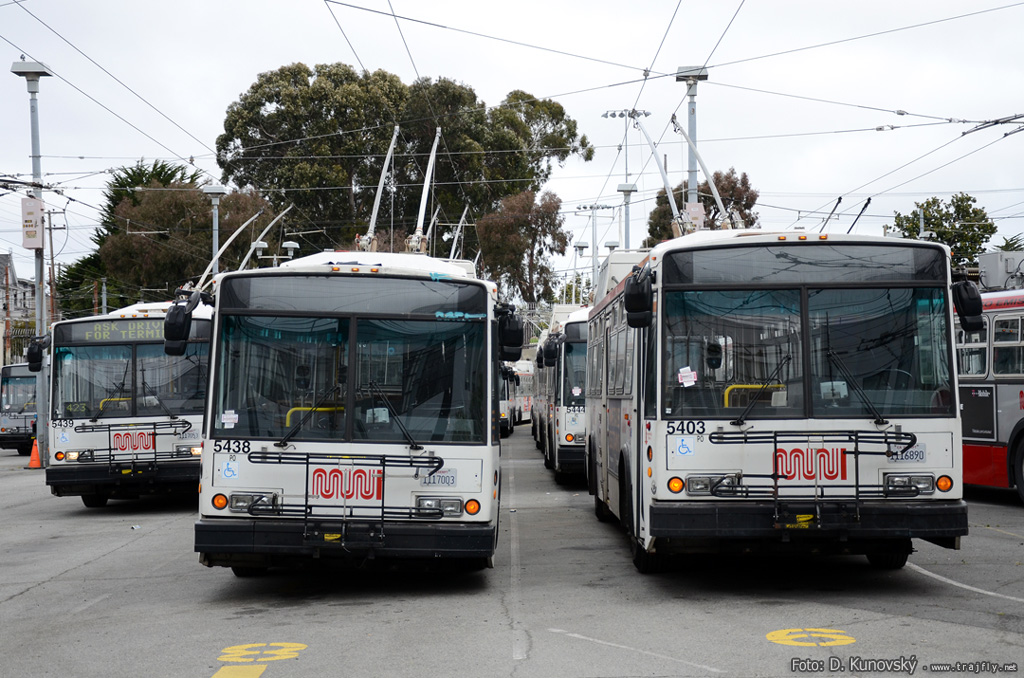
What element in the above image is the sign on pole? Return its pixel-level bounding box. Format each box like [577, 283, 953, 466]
[21, 198, 44, 250]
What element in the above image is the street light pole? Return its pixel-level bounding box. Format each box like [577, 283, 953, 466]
[578, 204, 613, 300]
[12, 59, 53, 465]
[676, 67, 709, 205]
[202, 185, 228, 275]
[603, 110, 646, 249]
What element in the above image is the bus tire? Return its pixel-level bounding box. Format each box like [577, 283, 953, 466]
[17, 443, 31, 456]
[1014, 443, 1024, 505]
[81, 493, 108, 508]
[866, 539, 911, 570]
[231, 566, 268, 578]
[619, 463, 666, 573]
[594, 495, 613, 523]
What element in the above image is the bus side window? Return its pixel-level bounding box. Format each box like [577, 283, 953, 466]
[993, 316, 1022, 375]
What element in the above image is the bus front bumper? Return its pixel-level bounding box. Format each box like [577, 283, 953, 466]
[46, 461, 200, 497]
[648, 499, 968, 551]
[195, 518, 497, 567]
[555, 444, 585, 474]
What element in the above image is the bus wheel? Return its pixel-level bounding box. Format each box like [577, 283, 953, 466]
[231, 566, 269, 578]
[1014, 444, 1024, 504]
[619, 468, 666, 573]
[81, 493, 108, 508]
[17, 443, 31, 456]
[594, 495, 613, 523]
[866, 540, 911, 570]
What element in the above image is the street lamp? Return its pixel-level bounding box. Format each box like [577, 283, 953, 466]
[676, 66, 709, 205]
[573, 241, 589, 305]
[202, 185, 228, 274]
[12, 59, 54, 466]
[603, 109, 648, 249]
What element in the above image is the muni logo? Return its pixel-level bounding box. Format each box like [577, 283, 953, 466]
[310, 467, 383, 500]
[112, 431, 155, 451]
[775, 447, 848, 481]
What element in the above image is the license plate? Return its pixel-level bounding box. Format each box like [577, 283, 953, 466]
[420, 468, 457, 487]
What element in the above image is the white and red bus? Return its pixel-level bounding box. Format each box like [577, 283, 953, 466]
[40, 302, 210, 507]
[167, 251, 522, 575]
[956, 288, 1024, 503]
[587, 229, 982, 572]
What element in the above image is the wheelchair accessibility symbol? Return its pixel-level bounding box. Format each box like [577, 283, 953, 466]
[222, 460, 239, 479]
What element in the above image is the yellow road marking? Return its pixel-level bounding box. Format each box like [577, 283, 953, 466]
[212, 667, 267, 678]
[767, 628, 856, 647]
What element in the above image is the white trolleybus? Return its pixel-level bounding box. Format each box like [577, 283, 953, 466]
[536, 306, 590, 483]
[35, 302, 211, 507]
[586, 229, 983, 572]
[166, 251, 523, 575]
[1, 362, 37, 456]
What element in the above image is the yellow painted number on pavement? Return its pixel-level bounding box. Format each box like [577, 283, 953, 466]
[766, 628, 856, 647]
[218, 642, 308, 662]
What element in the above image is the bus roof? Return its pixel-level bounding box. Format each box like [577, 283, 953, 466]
[280, 251, 478, 280]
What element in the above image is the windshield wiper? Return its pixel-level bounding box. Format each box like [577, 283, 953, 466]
[275, 384, 340, 448]
[367, 380, 423, 451]
[731, 355, 791, 427]
[826, 348, 888, 426]
[139, 364, 176, 419]
[89, 360, 132, 422]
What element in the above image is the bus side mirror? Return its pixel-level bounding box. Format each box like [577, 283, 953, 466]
[498, 314, 524, 361]
[535, 345, 545, 369]
[164, 301, 192, 356]
[706, 342, 723, 370]
[952, 281, 984, 332]
[27, 342, 44, 372]
[624, 273, 652, 329]
[543, 338, 558, 367]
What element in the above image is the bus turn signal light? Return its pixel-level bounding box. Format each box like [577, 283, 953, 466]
[936, 475, 953, 492]
[465, 499, 481, 515]
[668, 477, 684, 494]
[212, 493, 228, 510]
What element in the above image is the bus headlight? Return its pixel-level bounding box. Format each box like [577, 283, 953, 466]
[63, 449, 93, 462]
[228, 492, 278, 512]
[175, 444, 202, 457]
[686, 474, 739, 495]
[884, 474, 935, 495]
[415, 497, 464, 518]
[417, 497, 463, 517]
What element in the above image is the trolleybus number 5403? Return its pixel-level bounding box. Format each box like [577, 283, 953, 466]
[666, 421, 706, 435]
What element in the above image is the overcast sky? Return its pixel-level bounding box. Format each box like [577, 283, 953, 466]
[2, 0, 1022, 286]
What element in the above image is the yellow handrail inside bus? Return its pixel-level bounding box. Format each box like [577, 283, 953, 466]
[286, 406, 344, 427]
[99, 397, 131, 410]
[723, 384, 785, 407]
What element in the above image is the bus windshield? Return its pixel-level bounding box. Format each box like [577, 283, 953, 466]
[661, 286, 952, 419]
[213, 315, 488, 443]
[53, 342, 208, 420]
[2, 371, 36, 413]
[562, 341, 587, 407]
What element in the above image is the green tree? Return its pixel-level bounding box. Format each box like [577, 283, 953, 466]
[476, 190, 568, 302]
[889, 193, 996, 268]
[644, 167, 760, 246]
[215, 64, 593, 255]
[56, 160, 205, 318]
[994, 233, 1024, 251]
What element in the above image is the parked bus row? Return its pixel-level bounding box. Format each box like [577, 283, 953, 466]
[12, 225, 1014, 578]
